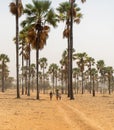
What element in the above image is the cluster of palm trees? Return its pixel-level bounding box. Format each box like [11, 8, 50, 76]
[8, 0, 114, 100]
[73, 52, 114, 96]
[41, 51, 114, 97]
[0, 54, 14, 92]
[9, 0, 114, 99]
[55, 50, 113, 97]
[9, 0, 88, 99]
[19, 50, 114, 98]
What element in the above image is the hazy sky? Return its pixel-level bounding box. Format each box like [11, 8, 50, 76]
[0, 0, 114, 78]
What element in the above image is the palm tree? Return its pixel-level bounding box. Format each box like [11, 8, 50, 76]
[96, 60, 105, 92]
[24, 44, 31, 96]
[19, 29, 27, 95]
[74, 52, 88, 94]
[30, 63, 36, 92]
[96, 60, 105, 73]
[70, 0, 86, 98]
[23, 0, 57, 99]
[58, 67, 64, 94]
[21, 65, 28, 95]
[0, 54, 10, 92]
[39, 57, 48, 94]
[9, 0, 23, 98]
[48, 63, 58, 94]
[73, 67, 80, 94]
[103, 66, 113, 95]
[69, 0, 86, 99]
[91, 68, 98, 96]
[86, 56, 95, 93]
[57, 1, 82, 100]
[60, 50, 68, 94]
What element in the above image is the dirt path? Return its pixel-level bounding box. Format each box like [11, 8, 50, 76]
[0, 90, 114, 130]
[56, 100, 104, 130]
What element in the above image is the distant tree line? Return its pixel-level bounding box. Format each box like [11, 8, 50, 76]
[0, 54, 14, 92]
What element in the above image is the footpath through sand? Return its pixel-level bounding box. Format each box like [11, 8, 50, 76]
[0, 89, 114, 130]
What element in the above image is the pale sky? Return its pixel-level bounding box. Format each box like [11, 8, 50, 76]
[0, 0, 114, 78]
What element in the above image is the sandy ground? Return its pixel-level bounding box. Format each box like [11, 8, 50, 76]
[0, 89, 114, 130]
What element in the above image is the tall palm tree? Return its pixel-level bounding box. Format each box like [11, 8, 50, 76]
[20, 26, 38, 96]
[48, 63, 58, 94]
[91, 68, 98, 96]
[19, 29, 27, 95]
[69, 0, 86, 99]
[96, 60, 105, 73]
[21, 65, 28, 95]
[86, 56, 95, 93]
[57, 1, 82, 100]
[74, 52, 88, 94]
[60, 50, 68, 94]
[103, 66, 113, 95]
[30, 63, 36, 92]
[0, 54, 10, 92]
[39, 57, 48, 94]
[73, 67, 80, 94]
[24, 44, 31, 96]
[96, 60, 105, 92]
[23, 0, 57, 99]
[9, 0, 23, 98]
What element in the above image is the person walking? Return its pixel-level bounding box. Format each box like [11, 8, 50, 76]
[49, 91, 53, 100]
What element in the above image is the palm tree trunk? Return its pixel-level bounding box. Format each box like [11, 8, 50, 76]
[25, 60, 28, 95]
[61, 71, 64, 94]
[55, 71, 57, 90]
[67, 19, 70, 97]
[77, 76, 79, 94]
[16, 0, 20, 98]
[74, 77, 76, 94]
[25, 72, 27, 95]
[108, 78, 111, 95]
[89, 72, 92, 94]
[36, 32, 40, 99]
[32, 76, 34, 92]
[82, 72, 84, 94]
[52, 72, 54, 94]
[22, 45, 24, 95]
[36, 49, 39, 99]
[2, 61, 5, 92]
[43, 68, 45, 94]
[27, 43, 31, 96]
[93, 76, 95, 96]
[69, 0, 74, 100]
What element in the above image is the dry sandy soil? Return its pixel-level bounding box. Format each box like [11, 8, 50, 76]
[0, 89, 114, 130]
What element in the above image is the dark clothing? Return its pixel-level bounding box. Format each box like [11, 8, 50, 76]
[49, 91, 53, 100]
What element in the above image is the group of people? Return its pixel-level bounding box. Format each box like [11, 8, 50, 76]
[49, 89, 61, 100]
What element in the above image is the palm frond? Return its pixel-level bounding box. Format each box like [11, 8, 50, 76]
[81, 0, 86, 3]
[43, 25, 50, 32]
[74, 18, 80, 24]
[9, 1, 23, 17]
[18, 2, 23, 17]
[46, 9, 57, 27]
[9, 2, 17, 15]
[63, 29, 70, 38]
